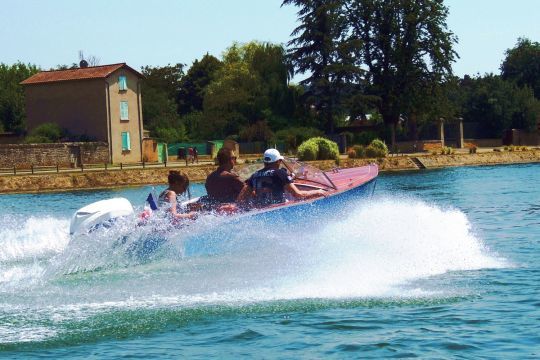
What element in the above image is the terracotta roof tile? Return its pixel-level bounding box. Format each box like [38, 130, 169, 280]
[21, 63, 143, 85]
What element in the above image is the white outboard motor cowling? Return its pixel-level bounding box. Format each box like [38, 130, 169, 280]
[70, 197, 134, 236]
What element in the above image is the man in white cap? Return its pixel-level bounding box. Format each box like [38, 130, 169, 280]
[238, 148, 326, 207]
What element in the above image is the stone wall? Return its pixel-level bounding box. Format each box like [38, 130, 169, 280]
[507, 130, 539, 146]
[464, 138, 503, 148]
[0, 165, 215, 193]
[0, 142, 109, 168]
[417, 150, 540, 168]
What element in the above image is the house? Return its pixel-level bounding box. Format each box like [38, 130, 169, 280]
[21, 62, 144, 163]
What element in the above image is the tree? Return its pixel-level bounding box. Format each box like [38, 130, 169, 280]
[141, 64, 186, 142]
[347, 0, 458, 146]
[177, 54, 222, 115]
[141, 64, 184, 100]
[201, 41, 296, 139]
[283, 0, 361, 134]
[202, 47, 260, 138]
[142, 86, 187, 142]
[461, 74, 540, 137]
[239, 120, 274, 142]
[0, 63, 40, 134]
[501, 37, 540, 99]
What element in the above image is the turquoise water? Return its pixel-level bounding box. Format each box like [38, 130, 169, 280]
[1, 164, 539, 358]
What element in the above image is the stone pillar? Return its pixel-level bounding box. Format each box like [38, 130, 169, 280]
[457, 117, 464, 148]
[438, 118, 445, 147]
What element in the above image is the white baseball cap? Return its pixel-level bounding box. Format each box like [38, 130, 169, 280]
[263, 148, 284, 163]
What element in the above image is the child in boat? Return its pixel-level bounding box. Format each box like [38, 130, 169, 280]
[158, 170, 197, 220]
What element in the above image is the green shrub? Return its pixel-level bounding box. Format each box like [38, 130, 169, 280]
[317, 138, 336, 160]
[297, 140, 318, 161]
[24, 135, 52, 144]
[297, 137, 339, 161]
[24, 123, 64, 143]
[365, 144, 385, 158]
[440, 146, 454, 155]
[364, 139, 388, 158]
[369, 139, 388, 156]
[441, 146, 452, 155]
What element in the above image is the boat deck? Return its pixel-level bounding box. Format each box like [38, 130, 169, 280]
[325, 164, 379, 192]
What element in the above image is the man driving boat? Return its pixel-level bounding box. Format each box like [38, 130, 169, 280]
[205, 147, 246, 204]
[238, 148, 326, 207]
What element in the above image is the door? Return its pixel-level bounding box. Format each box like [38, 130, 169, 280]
[157, 143, 165, 163]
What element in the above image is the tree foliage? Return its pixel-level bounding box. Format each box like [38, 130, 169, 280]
[0, 63, 40, 133]
[347, 0, 458, 145]
[283, 0, 361, 133]
[141, 64, 187, 142]
[141, 63, 184, 100]
[177, 54, 222, 115]
[201, 41, 297, 139]
[461, 74, 540, 137]
[501, 37, 540, 99]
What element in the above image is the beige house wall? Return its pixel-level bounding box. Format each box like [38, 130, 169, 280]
[24, 66, 144, 164]
[106, 69, 143, 163]
[25, 80, 108, 141]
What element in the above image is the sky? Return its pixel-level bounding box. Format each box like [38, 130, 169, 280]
[1, 0, 539, 79]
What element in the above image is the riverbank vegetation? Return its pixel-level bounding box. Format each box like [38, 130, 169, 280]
[1, 1, 539, 149]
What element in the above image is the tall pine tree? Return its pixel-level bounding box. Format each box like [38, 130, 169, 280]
[283, 0, 361, 134]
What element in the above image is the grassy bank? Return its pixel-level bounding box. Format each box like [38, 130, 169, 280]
[0, 150, 539, 194]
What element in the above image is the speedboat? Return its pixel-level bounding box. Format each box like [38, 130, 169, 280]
[69, 159, 378, 257]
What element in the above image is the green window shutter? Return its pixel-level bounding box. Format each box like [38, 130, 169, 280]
[119, 76, 127, 90]
[121, 132, 131, 151]
[120, 101, 129, 120]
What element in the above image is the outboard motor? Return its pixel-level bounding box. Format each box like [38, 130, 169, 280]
[70, 198, 134, 236]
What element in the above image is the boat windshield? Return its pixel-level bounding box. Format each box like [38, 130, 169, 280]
[236, 157, 335, 189]
[282, 158, 335, 189]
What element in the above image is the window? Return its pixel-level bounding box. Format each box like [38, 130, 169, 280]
[118, 75, 127, 91]
[121, 132, 131, 151]
[120, 101, 129, 120]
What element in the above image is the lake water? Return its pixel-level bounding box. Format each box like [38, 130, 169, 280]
[0, 163, 539, 358]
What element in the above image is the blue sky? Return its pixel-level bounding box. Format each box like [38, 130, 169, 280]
[1, 0, 538, 79]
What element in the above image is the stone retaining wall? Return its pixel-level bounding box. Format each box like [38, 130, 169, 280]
[417, 150, 540, 168]
[0, 142, 109, 168]
[0, 150, 539, 194]
[0, 165, 215, 194]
